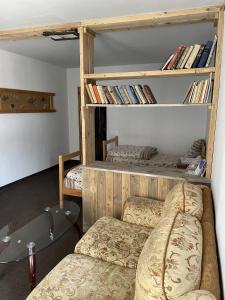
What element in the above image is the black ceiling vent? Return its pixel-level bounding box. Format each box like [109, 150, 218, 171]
[42, 28, 79, 41]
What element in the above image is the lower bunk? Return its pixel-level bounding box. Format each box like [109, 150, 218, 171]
[59, 136, 207, 208]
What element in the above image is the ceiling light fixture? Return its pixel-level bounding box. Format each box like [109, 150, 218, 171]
[42, 28, 79, 41]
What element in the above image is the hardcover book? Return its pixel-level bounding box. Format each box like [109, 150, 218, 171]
[197, 40, 213, 67]
[185, 44, 201, 69]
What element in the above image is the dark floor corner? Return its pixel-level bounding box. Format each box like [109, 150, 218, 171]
[0, 163, 82, 300]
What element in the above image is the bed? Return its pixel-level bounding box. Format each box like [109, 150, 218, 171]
[59, 136, 206, 207]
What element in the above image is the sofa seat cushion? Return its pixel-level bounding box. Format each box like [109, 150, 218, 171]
[162, 182, 203, 220]
[135, 211, 202, 300]
[75, 216, 152, 269]
[27, 254, 136, 300]
[122, 196, 164, 228]
[176, 290, 216, 300]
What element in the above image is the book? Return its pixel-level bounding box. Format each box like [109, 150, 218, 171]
[183, 82, 194, 104]
[197, 40, 213, 67]
[185, 44, 201, 69]
[139, 84, 149, 104]
[179, 46, 194, 69]
[114, 86, 124, 104]
[97, 86, 108, 104]
[133, 85, 142, 104]
[88, 84, 97, 104]
[112, 86, 123, 104]
[199, 80, 209, 103]
[176, 46, 189, 69]
[108, 86, 118, 104]
[118, 86, 130, 104]
[130, 86, 139, 104]
[191, 44, 205, 68]
[125, 85, 136, 104]
[86, 84, 95, 104]
[171, 45, 186, 69]
[135, 85, 147, 104]
[205, 35, 217, 67]
[161, 53, 174, 70]
[167, 46, 184, 70]
[92, 85, 102, 104]
[122, 85, 133, 104]
[143, 85, 157, 104]
[103, 86, 113, 104]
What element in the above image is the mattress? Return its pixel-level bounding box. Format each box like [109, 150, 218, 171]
[64, 165, 83, 190]
[106, 153, 180, 168]
[107, 145, 158, 160]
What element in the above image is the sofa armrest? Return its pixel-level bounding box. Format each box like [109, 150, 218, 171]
[122, 196, 164, 228]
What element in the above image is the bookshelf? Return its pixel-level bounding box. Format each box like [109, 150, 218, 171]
[86, 103, 212, 108]
[80, 5, 224, 179]
[84, 67, 215, 81]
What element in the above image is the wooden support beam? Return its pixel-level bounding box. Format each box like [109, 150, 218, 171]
[0, 22, 80, 41]
[82, 6, 221, 32]
[79, 27, 95, 165]
[206, 7, 224, 178]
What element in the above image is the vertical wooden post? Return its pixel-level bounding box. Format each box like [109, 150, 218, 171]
[79, 27, 95, 165]
[206, 8, 224, 178]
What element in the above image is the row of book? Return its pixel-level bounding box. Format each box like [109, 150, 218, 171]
[183, 75, 213, 104]
[86, 84, 157, 104]
[161, 35, 217, 70]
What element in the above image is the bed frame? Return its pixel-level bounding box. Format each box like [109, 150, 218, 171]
[59, 150, 82, 208]
[59, 136, 118, 208]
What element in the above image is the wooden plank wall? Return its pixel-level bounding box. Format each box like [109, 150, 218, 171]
[83, 168, 181, 231]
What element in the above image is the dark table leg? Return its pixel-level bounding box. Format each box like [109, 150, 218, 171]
[27, 242, 36, 291]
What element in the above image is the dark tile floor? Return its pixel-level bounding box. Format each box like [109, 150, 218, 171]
[0, 163, 82, 300]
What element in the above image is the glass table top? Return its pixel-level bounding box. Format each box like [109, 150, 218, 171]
[0, 201, 80, 263]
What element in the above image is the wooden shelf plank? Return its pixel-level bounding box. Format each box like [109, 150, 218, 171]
[83, 6, 220, 32]
[86, 103, 211, 108]
[84, 67, 215, 80]
[0, 109, 56, 114]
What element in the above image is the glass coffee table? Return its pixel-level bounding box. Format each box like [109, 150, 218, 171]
[0, 201, 80, 291]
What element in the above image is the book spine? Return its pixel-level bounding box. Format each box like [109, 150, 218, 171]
[86, 84, 95, 104]
[143, 85, 157, 103]
[138, 84, 149, 104]
[197, 40, 213, 67]
[126, 85, 137, 104]
[92, 85, 101, 104]
[167, 46, 183, 70]
[185, 44, 201, 69]
[179, 46, 193, 69]
[108, 86, 118, 104]
[103, 86, 113, 104]
[176, 47, 189, 69]
[97, 86, 106, 104]
[114, 86, 124, 104]
[161, 53, 174, 70]
[143, 86, 152, 103]
[133, 85, 143, 104]
[205, 35, 217, 67]
[172, 46, 186, 69]
[130, 86, 139, 104]
[123, 85, 133, 104]
[118, 86, 130, 104]
[88, 84, 97, 104]
[192, 44, 205, 68]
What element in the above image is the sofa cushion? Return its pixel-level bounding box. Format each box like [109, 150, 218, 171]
[26, 254, 136, 300]
[122, 196, 164, 228]
[176, 290, 216, 300]
[75, 216, 152, 269]
[162, 182, 203, 220]
[135, 211, 202, 300]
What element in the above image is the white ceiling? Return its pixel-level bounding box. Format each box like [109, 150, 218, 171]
[0, 0, 222, 68]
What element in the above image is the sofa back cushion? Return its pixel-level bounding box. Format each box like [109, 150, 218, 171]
[162, 182, 203, 220]
[134, 211, 202, 300]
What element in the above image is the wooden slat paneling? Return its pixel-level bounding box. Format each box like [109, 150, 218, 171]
[83, 168, 182, 230]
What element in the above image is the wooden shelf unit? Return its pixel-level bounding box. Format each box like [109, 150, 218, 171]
[80, 5, 224, 179]
[86, 103, 212, 108]
[84, 67, 215, 81]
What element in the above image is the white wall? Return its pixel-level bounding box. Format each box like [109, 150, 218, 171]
[0, 49, 69, 186]
[67, 63, 208, 155]
[211, 17, 225, 294]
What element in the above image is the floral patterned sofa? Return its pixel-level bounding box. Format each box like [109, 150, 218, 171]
[27, 183, 220, 300]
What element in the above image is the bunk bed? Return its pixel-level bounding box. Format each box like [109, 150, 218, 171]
[59, 136, 206, 207]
